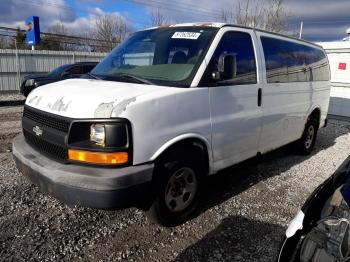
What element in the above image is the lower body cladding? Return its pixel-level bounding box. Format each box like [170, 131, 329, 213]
[12, 134, 154, 210]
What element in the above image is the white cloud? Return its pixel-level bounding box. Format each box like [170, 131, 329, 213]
[56, 7, 129, 35]
[0, 0, 129, 38]
[0, 0, 76, 29]
[1, 0, 350, 41]
[137, 0, 350, 41]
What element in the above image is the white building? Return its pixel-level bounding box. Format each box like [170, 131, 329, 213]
[318, 31, 350, 117]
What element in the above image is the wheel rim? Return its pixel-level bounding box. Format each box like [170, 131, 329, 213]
[164, 167, 198, 213]
[305, 125, 315, 149]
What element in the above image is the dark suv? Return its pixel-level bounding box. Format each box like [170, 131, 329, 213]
[20, 62, 98, 97]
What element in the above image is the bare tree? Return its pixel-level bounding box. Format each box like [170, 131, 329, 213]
[49, 22, 68, 35]
[220, 6, 235, 24]
[150, 8, 168, 27]
[46, 22, 71, 51]
[93, 14, 129, 52]
[219, 0, 288, 33]
[0, 36, 10, 49]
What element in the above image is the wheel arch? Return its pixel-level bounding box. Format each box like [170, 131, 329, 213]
[305, 106, 321, 127]
[150, 134, 213, 175]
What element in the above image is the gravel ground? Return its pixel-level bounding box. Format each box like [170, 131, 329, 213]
[1, 106, 350, 261]
[0, 93, 26, 107]
[0, 93, 25, 102]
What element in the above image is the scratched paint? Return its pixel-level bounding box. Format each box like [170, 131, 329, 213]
[28, 96, 39, 104]
[94, 97, 137, 118]
[48, 97, 71, 112]
[34, 96, 42, 106]
[94, 101, 114, 118]
[112, 97, 137, 117]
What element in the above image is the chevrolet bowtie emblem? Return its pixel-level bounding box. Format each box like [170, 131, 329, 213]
[33, 126, 43, 136]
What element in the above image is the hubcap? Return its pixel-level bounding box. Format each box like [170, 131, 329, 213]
[305, 125, 315, 149]
[164, 167, 198, 213]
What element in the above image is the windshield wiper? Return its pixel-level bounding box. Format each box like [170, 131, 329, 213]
[114, 73, 154, 85]
[87, 72, 101, 80]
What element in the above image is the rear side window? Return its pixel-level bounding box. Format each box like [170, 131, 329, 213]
[66, 66, 82, 75]
[261, 37, 329, 83]
[308, 48, 330, 81]
[82, 65, 96, 74]
[200, 31, 257, 86]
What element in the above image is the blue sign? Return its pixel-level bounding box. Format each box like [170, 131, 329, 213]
[25, 16, 40, 46]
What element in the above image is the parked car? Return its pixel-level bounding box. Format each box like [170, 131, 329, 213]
[278, 156, 350, 261]
[20, 62, 98, 97]
[12, 23, 331, 226]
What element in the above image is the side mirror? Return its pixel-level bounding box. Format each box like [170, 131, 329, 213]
[212, 53, 237, 81]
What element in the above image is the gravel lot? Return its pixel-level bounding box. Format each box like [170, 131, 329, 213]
[1, 105, 350, 261]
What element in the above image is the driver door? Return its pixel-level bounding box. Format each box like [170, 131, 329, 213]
[203, 30, 263, 171]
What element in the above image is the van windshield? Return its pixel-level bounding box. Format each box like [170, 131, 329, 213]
[91, 27, 217, 87]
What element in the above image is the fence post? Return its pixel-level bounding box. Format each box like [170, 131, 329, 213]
[14, 39, 21, 91]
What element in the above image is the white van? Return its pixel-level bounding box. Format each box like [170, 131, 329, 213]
[13, 23, 331, 226]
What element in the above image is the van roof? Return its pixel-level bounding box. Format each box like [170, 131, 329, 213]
[147, 22, 322, 49]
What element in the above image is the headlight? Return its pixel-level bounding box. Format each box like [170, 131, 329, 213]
[68, 120, 131, 166]
[90, 124, 105, 147]
[25, 79, 35, 86]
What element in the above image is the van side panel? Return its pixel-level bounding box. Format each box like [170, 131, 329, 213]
[256, 33, 331, 154]
[312, 81, 331, 128]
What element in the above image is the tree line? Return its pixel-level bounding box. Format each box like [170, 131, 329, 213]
[0, 0, 289, 52]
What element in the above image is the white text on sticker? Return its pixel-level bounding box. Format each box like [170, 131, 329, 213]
[172, 32, 201, 40]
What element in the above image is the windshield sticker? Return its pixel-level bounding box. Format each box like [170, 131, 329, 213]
[172, 32, 201, 40]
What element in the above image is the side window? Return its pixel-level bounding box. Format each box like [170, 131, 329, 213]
[261, 37, 295, 83]
[308, 49, 330, 81]
[261, 37, 330, 83]
[201, 31, 257, 86]
[66, 66, 82, 75]
[282, 41, 308, 83]
[82, 65, 96, 74]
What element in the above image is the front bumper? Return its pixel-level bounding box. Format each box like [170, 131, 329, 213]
[12, 134, 154, 209]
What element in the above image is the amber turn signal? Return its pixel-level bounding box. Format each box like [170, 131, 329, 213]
[68, 149, 128, 165]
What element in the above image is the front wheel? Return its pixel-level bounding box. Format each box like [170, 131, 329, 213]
[146, 155, 203, 227]
[296, 118, 318, 155]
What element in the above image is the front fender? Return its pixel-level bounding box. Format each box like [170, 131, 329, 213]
[150, 133, 214, 175]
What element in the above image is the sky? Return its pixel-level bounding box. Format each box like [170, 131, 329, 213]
[0, 0, 350, 42]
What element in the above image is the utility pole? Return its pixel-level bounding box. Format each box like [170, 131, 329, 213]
[299, 21, 303, 39]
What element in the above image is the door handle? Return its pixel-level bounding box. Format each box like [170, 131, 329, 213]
[258, 88, 262, 107]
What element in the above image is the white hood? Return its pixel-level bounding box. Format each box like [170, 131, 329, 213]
[25, 79, 168, 118]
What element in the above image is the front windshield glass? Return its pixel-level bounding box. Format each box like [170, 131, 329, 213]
[91, 27, 217, 87]
[48, 65, 69, 77]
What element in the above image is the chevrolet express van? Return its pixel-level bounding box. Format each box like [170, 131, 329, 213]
[13, 23, 331, 226]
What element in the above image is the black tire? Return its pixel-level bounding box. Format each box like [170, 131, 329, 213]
[146, 151, 204, 227]
[296, 117, 318, 155]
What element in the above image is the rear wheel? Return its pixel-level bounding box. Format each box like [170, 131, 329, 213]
[297, 117, 318, 155]
[146, 152, 204, 227]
